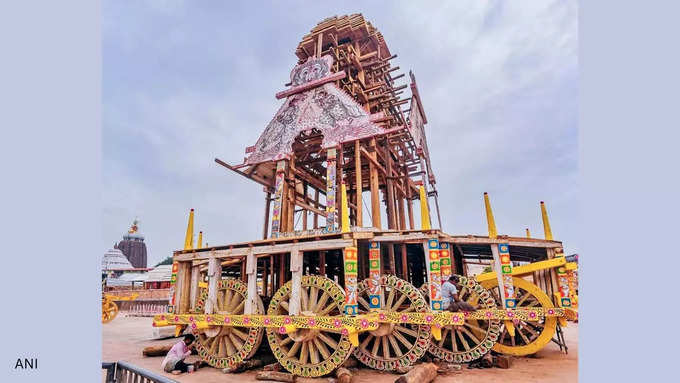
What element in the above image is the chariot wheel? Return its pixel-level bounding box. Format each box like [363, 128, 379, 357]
[194, 278, 265, 369]
[266, 275, 353, 377]
[353, 275, 431, 371]
[481, 277, 557, 356]
[420, 275, 501, 363]
[102, 299, 118, 323]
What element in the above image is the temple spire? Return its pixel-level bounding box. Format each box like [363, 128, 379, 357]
[484, 192, 497, 239]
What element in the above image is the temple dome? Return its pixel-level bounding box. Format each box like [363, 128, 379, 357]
[102, 248, 134, 271]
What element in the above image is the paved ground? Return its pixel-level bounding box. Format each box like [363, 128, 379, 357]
[103, 316, 577, 382]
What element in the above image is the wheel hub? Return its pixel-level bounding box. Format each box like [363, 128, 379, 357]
[369, 322, 395, 337]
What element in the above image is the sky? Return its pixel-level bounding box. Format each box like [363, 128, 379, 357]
[103, 0, 579, 267]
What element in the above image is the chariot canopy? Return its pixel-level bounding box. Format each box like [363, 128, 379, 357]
[246, 55, 387, 165]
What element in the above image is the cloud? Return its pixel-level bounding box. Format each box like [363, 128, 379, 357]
[103, 0, 579, 265]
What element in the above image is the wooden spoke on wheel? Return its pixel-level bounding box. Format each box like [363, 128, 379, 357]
[194, 278, 264, 370]
[421, 275, 500, 364]
[481, 277, 557, 356]
[353, 275, 431, 371]
[267, 275, 353, 377]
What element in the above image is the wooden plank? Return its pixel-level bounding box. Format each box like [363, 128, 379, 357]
[174, 239, 354, 261]
[205, 255, 221, 314]
[289, 248, 302, 315]
[178, 262, 192, 314]
[245, 250, 257, 314]
[189, 265, 200, 311]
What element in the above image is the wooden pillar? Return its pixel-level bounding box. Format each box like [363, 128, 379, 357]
[271, 161, 287, 236]
[439, 243, 452, 281]
[263, 192, 271, 239]
[354, 140, 363, 227]
[387, 243, 396, 275]
[369, 138, 381, 229]
[287, 156, 296, 231]
[423, 238, 442, 311]
[397, 192, 406, 230]
[313, 189, 320, 229]
[319, 251, 326, 276]
[400, 244, 408, 280]
[337, 145, 344, 227]
[177, 262, 192, 314]
[245, 250, 257, 314]
[433, 192, 443, 230]
[326, 148, 338, 230]
[289, 248, 302, 315]
[407, 196, 415, 230]
[205, 255, 221, 314]
[189, 265, 200, 311]
[268, 255, 274, 296]
[343, 246, 359, 315]
[419, 158, 433, 229]
[491, 243, 516, 309]
[278, 253, 286, 289]
[237, 257, 244, 282]
[384, 144, 396, 229]
[368, 242, 382, 309]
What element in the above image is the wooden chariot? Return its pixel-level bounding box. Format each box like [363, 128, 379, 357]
[152, 14, 578, 377]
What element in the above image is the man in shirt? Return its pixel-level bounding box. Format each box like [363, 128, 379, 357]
[441, 275, 475, 312]
[161, 334, 199, 374]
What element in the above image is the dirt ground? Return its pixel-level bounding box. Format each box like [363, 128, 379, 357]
[103, 316, 577, 382]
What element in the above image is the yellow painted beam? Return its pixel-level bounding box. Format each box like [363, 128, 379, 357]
[341, 183, 350, 233]
[565, 262, 578, 271]
[197, 231, 203, 249]
[419, 186, 431, 230]
[475, 257, 567, 282]
[484, 192, 497, 239]
[525, 228, 531, 238]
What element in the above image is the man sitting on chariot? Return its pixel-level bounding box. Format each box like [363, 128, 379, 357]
[442, 275, 476, 312]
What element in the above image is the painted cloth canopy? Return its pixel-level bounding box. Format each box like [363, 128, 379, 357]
[246, 56, 386, 165]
